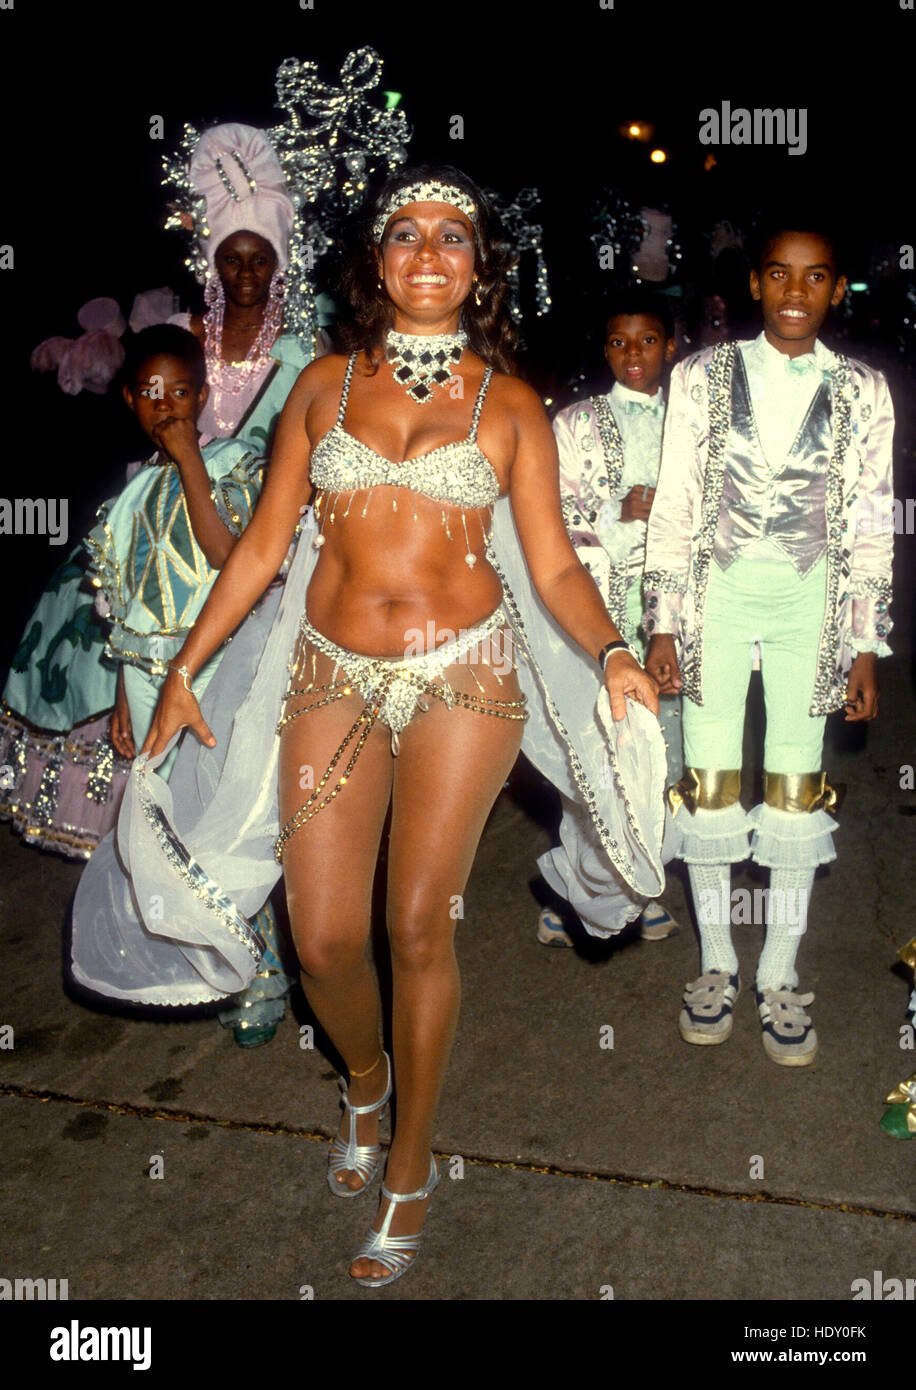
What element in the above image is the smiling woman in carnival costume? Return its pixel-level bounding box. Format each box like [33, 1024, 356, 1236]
[72, 166, 669, 1287]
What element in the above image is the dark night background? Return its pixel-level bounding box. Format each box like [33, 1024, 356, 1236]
[1, 0, 913, 678]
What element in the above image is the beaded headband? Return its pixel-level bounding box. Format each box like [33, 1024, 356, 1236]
[373, 181, 477, 241]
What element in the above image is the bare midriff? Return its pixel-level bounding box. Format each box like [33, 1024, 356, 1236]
[305, 487, 503, 657]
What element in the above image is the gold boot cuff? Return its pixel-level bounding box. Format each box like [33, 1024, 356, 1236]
[667, 767, 741, 815]
[896, 936, 916, 974]
[762, 771, 841, 814]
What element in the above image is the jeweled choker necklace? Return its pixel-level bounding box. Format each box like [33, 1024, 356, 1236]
[385, 329, 467, 404]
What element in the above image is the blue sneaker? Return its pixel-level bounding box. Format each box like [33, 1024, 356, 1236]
[536, 907, 573, 948]
[640, 902, 681, 940]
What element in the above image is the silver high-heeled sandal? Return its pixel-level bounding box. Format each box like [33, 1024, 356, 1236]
[351, 1153, 440, 1287]
[327, 1051, 392, 1198]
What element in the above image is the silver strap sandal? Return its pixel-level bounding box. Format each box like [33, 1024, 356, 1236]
[327, 1051, 392, 1198]
[351, 1154, 440, 1287]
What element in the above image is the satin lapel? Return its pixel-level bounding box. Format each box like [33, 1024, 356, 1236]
[790, 377, 833, 460]
[730, 348, 757, 450]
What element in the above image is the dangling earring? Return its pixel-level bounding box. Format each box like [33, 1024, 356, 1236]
[474, 278, 482, 307]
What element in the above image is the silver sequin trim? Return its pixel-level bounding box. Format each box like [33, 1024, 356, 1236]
[32, 740, 64, 827]
[810, 356, 854, 715]
[849, 574, 892, 601]
[290, 606, 511, 733]
[644, 567, 688, 595]
[590, 396, 632, 638]
[676, 343, 737, 703]
[86, 738, 116, 805]
[310, 425, 500, 509]
[135, 761, 266, 966]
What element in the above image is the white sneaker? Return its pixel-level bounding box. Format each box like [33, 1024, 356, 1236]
[755, 985, 818, 1066]
[536, 907, 573, 947]
[679, 971, 740, 1045]
[640, 902, 681, 941]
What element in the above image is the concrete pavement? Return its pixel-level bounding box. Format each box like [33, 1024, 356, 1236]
[1, 608, 914, 1305]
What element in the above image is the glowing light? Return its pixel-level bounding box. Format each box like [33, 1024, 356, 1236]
[849, 282, 868, 292]
[650, 148, 667, 164]
[383, 91, 403, 109]
[629, 124, 641, 137]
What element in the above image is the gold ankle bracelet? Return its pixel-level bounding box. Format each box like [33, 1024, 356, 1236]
[349, 1053, 383, 1079]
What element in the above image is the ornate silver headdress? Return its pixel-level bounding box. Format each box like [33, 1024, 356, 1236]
[591, 192, 682, 284]
[162, 46, 411, 343]
[590, 193, 649, 279]
[484, 187, 551, 322]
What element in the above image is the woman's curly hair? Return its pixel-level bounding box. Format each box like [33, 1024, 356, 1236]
[337, 164, 518, 375]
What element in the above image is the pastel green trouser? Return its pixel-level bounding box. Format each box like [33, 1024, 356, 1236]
[682, 553, 828, 775]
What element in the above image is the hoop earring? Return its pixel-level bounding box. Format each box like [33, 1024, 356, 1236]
[474, 281, 482, 307]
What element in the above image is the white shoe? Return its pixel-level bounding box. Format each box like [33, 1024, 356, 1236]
[640, 902, 681, 940]
[755, 986, 818, 1066]
[679, 971, 740, 1045]
[536, 907, 573, 947]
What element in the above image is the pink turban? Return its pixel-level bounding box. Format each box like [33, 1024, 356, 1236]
[189, 123, 295, 272]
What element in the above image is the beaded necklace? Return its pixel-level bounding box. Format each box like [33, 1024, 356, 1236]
[203, 270, 286, 432]
[385, 329, 467, 404]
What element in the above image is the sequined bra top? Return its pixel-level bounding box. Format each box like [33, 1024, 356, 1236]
[310, 353, 501, 509]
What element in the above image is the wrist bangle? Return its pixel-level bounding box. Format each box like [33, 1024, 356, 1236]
[168, 663, 195, 692]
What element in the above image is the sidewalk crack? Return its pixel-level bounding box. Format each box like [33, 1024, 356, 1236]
[3, 1083, 913, 1223]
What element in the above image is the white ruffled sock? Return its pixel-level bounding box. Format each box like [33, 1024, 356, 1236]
[756, 866, 816, 990]
[688, 862, 737, 975]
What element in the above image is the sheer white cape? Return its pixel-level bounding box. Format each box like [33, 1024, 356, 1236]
[70, 502, 668, 1004]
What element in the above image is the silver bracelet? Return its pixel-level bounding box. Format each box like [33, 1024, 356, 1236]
[168, 663, 195, 692]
